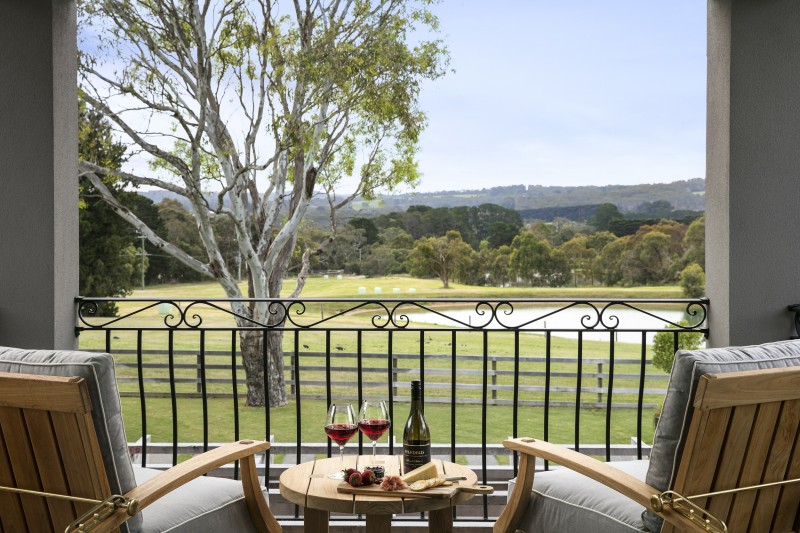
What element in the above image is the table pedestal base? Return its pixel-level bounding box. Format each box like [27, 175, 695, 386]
[429, 507, 454, 533]
[366, 514, 391, 532]
[305, 508, 330, 532]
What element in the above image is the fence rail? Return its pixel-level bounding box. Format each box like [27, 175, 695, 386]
[76, 296, 708, 525]
[110, 349, 669, 407]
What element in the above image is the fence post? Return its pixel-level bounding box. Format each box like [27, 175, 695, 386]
[290, 352, 296, 398]
[491, 358, 497, 401]
[392, 356, 399, 397]
[196, 353, 202, 394]
[597, 362, 603, 404]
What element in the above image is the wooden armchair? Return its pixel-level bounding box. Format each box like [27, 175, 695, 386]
[0, 347, 281, 533]
[495, 355, 800, 533]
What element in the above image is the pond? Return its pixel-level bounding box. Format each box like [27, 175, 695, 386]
[402, 302, 703, 345]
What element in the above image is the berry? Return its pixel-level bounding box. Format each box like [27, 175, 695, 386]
[344, 467, 358, 479]
[361, 470, 376, 486]
[348, 472, 362, 487]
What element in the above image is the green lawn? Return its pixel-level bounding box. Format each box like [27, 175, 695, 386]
[78, 276, 689, 451]
[126, 274, 686, 300]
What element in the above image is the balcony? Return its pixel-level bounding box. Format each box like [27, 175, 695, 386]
[75, 296, 708, 529]
[4, 1, 800, 530]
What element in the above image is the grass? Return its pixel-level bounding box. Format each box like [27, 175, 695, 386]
[78, 276, 688, 451]
[128, 274, 687, 300]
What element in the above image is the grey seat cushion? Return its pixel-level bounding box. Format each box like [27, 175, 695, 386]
[508, 459, 649, 533]
[0, 346, 141, 532]
[134, 466, 265, 532]
[642, 339, 800, 532]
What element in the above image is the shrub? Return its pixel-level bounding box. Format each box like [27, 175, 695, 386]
[652, 321, 704, 374]
[679, 263, 705, 298]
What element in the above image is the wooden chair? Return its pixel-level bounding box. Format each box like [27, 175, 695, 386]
[0, 372, 281, 533]
[495, 365, 800, 533]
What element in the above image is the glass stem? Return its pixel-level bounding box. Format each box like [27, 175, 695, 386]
[372, 440, 377, 459]
[339, 444, 344, 467]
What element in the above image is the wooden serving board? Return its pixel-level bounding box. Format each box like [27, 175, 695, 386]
[337, 481, 493, 499]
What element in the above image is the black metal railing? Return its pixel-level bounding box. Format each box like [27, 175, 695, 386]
[75, 296, 709, 525]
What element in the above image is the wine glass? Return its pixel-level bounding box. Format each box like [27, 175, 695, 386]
[358, 400, 391, 462]
[324, 403, 357, 479]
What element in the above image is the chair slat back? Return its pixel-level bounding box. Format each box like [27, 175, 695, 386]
[662, 366, 800, 533]
[0, 373, 112, 532]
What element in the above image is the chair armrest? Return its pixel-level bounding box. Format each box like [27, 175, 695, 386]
[97, 440, 281, 533]
[495, 437, 701, 533]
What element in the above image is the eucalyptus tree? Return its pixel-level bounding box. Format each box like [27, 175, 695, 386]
[78, 0, 448, 407]
[409, 231, 473, 289]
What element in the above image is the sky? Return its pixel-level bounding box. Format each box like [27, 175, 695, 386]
[409, 0, 707, 193]
[89, 1, 708, 196]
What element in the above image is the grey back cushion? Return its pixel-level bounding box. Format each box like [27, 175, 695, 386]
[642, 339, 800, 532]
[0, 347, 141, 533]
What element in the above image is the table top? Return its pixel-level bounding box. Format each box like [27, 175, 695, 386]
[279, 455, 481, 515]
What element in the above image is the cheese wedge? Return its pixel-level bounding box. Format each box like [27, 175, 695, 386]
[400, 462, 438, 483]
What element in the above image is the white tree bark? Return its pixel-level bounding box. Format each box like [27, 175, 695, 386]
[78, 0, 446, 406]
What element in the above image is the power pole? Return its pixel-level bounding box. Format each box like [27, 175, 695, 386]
[138, 233, 146, 290]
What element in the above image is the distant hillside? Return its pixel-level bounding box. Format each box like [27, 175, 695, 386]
[139, 178, 705, 225]
[361, 178, 705, 213]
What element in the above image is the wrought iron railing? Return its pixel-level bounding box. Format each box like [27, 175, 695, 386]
[75, 296, 709, 525]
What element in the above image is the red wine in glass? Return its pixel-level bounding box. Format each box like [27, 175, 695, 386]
[358, 400, 391, 460]
[325, 423, 358, 446]
[324, 403, 356, 479]
[358, 419, 390, 440]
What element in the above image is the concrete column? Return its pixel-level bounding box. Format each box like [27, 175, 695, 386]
[0, 0, 78, 349]
[707, 0, 800, 346]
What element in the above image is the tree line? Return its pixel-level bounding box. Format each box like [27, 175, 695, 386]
[308, 204, 705, 297]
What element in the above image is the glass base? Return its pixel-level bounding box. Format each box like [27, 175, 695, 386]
[328, 470, 345, 480]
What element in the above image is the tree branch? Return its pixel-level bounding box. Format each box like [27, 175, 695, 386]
[83, 171, 213, 277]
[78, 161, 189, 197]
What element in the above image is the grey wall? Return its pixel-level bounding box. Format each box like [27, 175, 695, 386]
[0, 0, 78, 349]
[707, 0, 800, 346]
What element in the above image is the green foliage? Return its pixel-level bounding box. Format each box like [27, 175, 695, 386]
[348, 218, 379, 245]
[636, 231, 673, 283]
[652, 321, 704, 374]
[589, 203, 625, 231]
[409, 230, 474, 288]
[518, 204, 610, 224]
[682, 216, 705, 269]
[487, 221, 520, 248]
[559, 235, 595, 286]
[679, 263, 706, 298]
[373, 203, 521, 248]
[317, 225, 367, 273]
[509, 232, 570, 287]
[594, 237, 628, 286]
[632, 200, 674, 218]
[78, 102, 137, 316]
[154, 199, 208, 283]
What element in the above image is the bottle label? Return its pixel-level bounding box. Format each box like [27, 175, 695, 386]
[403, 444, 431, 473]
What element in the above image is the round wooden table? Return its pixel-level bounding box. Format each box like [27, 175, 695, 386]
[279, 455, 482, 532]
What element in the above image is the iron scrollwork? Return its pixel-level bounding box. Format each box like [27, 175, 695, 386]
[76, 297, 709, 334]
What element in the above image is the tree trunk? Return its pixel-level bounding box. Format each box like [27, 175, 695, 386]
[239, 329, 287, 407]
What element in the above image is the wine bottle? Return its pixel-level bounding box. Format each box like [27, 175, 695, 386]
[403, 380, 431, 473]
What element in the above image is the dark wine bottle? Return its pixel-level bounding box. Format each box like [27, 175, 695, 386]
[403, 380, 431, 473]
